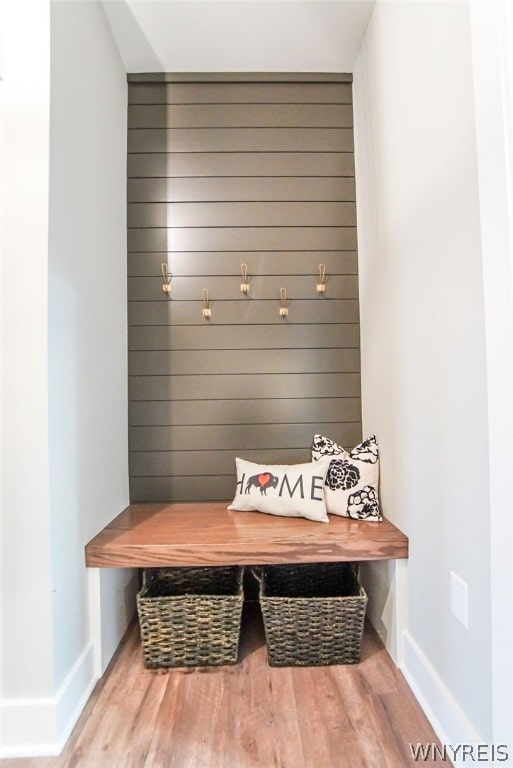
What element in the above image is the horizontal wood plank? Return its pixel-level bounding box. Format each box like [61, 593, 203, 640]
[129, 448, 311, 476]
[128, 274, 359, 301]
[128, 298, 359, 325]
[128, 227, 358, 253]
[128, 323, 360, 351]
[128, 128, 354, 154]
[128, 372, 361, 401]
[128, 251, 358, 277]
[127, 177, 356, 203]
[84, 502, 408, 567]
[129, 422, 362, 452]
[127, 82, 353, 105]
[127, 151, 355, 178]
[128, 397, 361, 427]
[127, 201, 356, 229]
[128, 73, 352, 83]
[128, 103, 353, 129]
[128, 348, 360, 376]
[130, 475, 236, 502]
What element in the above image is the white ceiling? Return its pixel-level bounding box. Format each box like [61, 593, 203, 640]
[101, 1, 375, 74]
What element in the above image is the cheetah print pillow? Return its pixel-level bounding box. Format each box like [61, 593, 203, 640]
[227, 456, 332, 522]
[312, 434, 382, 522]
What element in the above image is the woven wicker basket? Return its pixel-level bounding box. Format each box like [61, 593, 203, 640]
[258, 562, 367, 666]
[137, 566, 244, 669]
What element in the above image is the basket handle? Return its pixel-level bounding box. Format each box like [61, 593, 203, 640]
[250, 567, 263, 586]
[141, 568, 157, 589]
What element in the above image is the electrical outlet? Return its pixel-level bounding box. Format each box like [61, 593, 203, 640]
[450, 571, 468, 628]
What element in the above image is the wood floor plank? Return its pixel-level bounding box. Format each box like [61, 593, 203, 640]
[222, 607, 276, 768]
[1, 607, 449, 768]
[373, 690, 446, 766]
[154, 671, 223, 768]
[336, 673, 393, 768]
[267, 668, 306, 768]
[355, 628, 406, 698]
[292, 666, 358, 768]
[142, 674, 184, 768]
[66, 631, 167, 767]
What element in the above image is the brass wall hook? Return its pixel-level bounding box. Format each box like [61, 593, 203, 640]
[161, 263, 172, 296]
[202, 288, 211, 318]
[279, 287, 288, 317]
[240, 263, 249, 294]
[316, 263, 326, 293]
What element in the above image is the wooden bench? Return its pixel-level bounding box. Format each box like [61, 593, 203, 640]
[85, 502, 408, 568]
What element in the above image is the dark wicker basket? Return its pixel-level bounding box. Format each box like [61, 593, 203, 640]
[137, 566, 244, 669]
[258, 562, 367, 666]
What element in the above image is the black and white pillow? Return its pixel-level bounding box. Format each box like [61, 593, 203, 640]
[312, 434, 382, 522]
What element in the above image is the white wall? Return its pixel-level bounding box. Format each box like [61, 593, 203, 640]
[470, 0, 513, 745]
[0, 0, 134, 757]
[49, 0, 133, 690]
[48, 0, 136, 742]
[102, 0, 375, 73]
[353, 0, 495, 746]
[0, 0, 54, 742]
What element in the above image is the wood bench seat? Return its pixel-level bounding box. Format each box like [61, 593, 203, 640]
[85, 502, 408, 568]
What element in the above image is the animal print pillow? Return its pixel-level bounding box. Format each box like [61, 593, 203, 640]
[227, 456, 332, 522]
[312, 434, 382, 522]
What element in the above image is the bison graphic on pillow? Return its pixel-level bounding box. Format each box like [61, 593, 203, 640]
[245, 472, 279, 495]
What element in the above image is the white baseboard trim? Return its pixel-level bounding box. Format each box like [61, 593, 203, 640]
[0, 640, 98, 758]
[401, 630, 484, 767]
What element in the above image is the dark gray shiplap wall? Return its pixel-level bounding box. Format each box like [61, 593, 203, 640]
[127, 75, 362, 502]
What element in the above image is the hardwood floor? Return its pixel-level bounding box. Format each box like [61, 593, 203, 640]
[2, 604, 447, 768]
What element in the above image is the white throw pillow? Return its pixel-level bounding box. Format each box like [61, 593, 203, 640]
[312, 434, 382, 522]
[227, 456, 332, 522]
